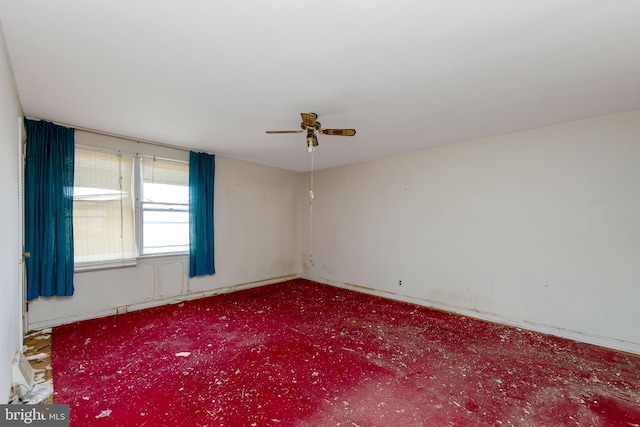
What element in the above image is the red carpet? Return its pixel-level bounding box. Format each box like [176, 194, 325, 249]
[52, 279, 640, 426]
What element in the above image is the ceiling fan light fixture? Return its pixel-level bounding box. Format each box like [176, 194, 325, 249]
[306, 129, 316, 152]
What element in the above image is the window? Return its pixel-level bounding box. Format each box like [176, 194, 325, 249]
[73, 149, 136, 266]
[141, 157, 189, 255]
[73, 147, 189, 269]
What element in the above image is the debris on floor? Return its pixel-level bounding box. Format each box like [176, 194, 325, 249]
[95, 409, 112, 419]
[8, 328, 54, 405]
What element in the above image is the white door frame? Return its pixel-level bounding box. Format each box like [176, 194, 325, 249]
[17, 116, 27, 338]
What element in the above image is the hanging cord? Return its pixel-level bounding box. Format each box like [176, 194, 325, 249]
[117, 152, 125, 259]
[308, 148, 314, 266]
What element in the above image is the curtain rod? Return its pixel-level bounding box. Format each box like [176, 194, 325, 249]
[26, 117, 190, 153]
[74, 143, 189, 164]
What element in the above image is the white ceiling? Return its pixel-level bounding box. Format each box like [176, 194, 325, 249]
[1, 1, 639, 172]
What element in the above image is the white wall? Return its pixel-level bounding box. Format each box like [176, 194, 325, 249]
[0, 21, 22, 403]
[303, 110, 640, 354]
[28, 133, 302, 328]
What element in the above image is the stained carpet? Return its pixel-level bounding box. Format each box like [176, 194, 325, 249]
[52, 279, 640, 426]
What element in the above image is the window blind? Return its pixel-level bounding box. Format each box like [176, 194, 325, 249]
[142, 157, 189, 188]
[73, 148, 137, 267]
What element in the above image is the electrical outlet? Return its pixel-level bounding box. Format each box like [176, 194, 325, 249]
[398, 280, 402, 286]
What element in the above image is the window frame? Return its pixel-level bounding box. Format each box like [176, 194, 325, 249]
[73, 144, 189, 271]
[138, 156, 190, 257]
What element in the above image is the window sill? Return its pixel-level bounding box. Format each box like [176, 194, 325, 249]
[137, 252, 189, 261]
[75, 252, 188, 273]
[75, 259, 138, 273]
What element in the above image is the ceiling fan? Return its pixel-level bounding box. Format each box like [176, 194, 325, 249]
[266, 112, 356, 151]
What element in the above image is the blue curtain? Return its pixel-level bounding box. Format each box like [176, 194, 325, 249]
[24, 119, 75, 300]
[189, 151, 215, 277]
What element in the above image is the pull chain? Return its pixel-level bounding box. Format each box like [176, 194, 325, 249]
[308, 148, 314, 266]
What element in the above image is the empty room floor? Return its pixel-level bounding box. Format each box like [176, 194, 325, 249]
[51, 279, 640, 426]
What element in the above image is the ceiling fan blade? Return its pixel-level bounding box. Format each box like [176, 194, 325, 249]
[320, 128, 357, 137]
[300, 112, 318, 128]
[265, 130, 304, 134]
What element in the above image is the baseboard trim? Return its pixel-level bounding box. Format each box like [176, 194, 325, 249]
[311, 276, 640, 356]
[28, 274, 298, 330]
[31, 274, 640, 356]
